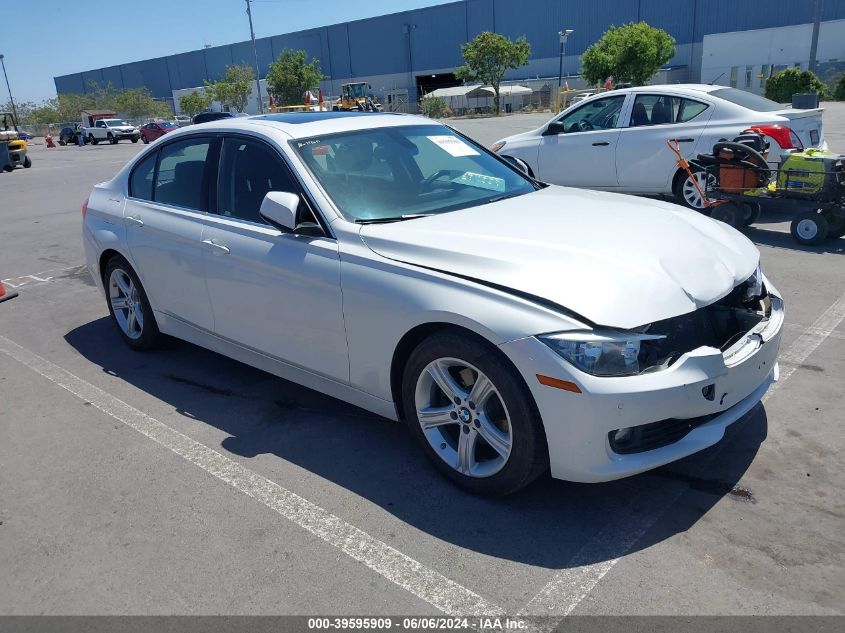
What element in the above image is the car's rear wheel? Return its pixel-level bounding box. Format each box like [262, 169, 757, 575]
[108, 133, 117, 144]
[103, 256, 162, 351]
[401, 332, 548, 496]
[58, 139, 66, 146]
[674, 168, 716, 211]
[88, 134, 97, 145]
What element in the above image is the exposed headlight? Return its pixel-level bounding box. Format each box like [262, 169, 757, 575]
[744, 263, 763, 301]
[491, 141, 506, 153]
[539, 330, 666, 377]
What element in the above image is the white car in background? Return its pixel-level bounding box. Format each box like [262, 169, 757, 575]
[492, 84, 824, 209]
[83, 112, 783, 495]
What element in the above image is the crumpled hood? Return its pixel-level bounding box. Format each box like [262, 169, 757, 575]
[359, 186, 759, 329]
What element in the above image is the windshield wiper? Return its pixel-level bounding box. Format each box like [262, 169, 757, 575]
[356, 213, 434, 224]
[487, 192, 524, 204]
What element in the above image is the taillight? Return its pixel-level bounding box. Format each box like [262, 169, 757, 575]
[750, 124, 803, 151]
[82, 197, 89, 218]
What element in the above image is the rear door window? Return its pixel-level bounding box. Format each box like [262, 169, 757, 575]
[154, 138, 212, 211]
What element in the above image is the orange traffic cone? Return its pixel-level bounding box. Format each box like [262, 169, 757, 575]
[0, 279, 18, 303]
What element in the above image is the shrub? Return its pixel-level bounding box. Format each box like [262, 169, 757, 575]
[420, 96, 449, 119]
[764, 67, 828, 103]
[833, 74, 845, 101]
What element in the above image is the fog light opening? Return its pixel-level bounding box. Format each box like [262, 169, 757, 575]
[613, 427, 633, 443]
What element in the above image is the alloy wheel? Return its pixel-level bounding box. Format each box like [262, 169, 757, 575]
[414, 358, 513, 478]
[108, 268, 144, 340]
[681, 171, 716, 209]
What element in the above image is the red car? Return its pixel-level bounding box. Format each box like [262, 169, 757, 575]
[140, 120, 178, 144]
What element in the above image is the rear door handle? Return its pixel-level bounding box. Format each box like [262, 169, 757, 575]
[125, 215, 144, 227]
[592, 141, 610, 146]
[202, 238, 230, 255]
[671, 138, 695, 143]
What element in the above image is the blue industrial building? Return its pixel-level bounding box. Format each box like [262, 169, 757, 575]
[54, 0, 845, 110]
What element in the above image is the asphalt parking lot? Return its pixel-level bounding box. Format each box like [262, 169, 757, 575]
[1, 107, 844, 620]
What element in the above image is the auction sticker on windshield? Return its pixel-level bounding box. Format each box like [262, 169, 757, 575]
[426, 135, 479, 157]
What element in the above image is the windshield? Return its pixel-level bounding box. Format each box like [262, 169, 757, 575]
[159, 121, 177, 128]
[344, 84, 367, 98]
[292, 125, 536, 222]
[105, 119, 129, 126]
[711, 88, 784, 112]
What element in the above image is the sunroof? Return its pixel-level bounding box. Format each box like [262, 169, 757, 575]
[250, 111, 390, 124]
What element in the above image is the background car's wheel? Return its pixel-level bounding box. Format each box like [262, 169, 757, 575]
[790, 212, 829, 246]
[710, 202, 745, 229]
[23, 156, 31, 168]
[108, 133, 117, 144]
[103, 255, 162, 351]
[674, 168, 715, 211]
[88, 134, 98, 145]
[401, 332, 548, 496]
[131, 136, 139, 143]
[58, 139, 66, 146]
[142, 134, 150, 144]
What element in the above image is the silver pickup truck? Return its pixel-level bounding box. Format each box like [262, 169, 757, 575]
[83, 118, 140, 145]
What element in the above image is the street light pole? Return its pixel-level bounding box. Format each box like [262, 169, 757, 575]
[557, 29, 574, 90]
[245, 0, 264, 114]
[0, 54, 20, 127]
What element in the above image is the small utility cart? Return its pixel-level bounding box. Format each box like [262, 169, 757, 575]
[669, 131, 845, 246]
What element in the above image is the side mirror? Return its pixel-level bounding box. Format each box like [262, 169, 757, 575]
[501, 155, 531, 176]
[544, 121, 566, 136]
[259, 191, 299, 232]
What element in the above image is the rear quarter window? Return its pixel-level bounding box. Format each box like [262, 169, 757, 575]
[129, 151, 157, 201]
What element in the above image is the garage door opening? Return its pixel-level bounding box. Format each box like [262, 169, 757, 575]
[416, 73, 459, 100]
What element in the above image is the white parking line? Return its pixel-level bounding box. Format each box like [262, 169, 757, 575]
[0, 334, 506, 617]
[2, 265, 88, 289]
[518, 290, 845, 623]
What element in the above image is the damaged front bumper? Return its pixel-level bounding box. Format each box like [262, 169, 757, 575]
[501, 279, 784, 483]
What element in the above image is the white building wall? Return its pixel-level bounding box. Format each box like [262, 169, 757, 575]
[701, 19, 845, 94]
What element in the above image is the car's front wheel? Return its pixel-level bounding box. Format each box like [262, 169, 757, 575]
[674, 168, 716, 211]
[401, 332, 548, 496]
[103, 256, 162, 351]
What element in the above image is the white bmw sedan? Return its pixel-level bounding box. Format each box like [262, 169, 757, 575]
[492, 84, 824, 209]
[83, 112, 783, 495]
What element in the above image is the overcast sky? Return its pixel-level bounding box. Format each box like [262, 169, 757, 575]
[2, 0, 452, 103]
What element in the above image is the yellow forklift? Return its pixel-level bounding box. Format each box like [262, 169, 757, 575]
[0, 111, 30, 171]
[334, 82, 381, 111]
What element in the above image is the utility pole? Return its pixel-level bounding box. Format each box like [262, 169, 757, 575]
[557, 30, 573, 90]
[808, 0, 822, 74]
[245, 0, 264, 113]
[0, 54, 19, 127]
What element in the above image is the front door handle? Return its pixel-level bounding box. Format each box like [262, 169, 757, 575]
[670, 138, 695, 143]
[125, 215, 144, 227]
[591, 141, 610, 146]
[202, 238, 230, 255]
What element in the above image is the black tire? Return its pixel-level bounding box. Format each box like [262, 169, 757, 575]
[108, 133, 117, 144]
[23, 156, 31, 168]
[3, 165, 13, 172]
[88, 134, 98, 145]
[102, 255, 163, 351]
[141, 134, 149, 144]
[131, 136, 139, 143]
[741, 200, 761, 227]
[58, 140, 66, 146]
[401, 331, 548, 496]
[823, 210, 845, 239]
[710, 202, 745, 229]
[790, 212, 829, 246]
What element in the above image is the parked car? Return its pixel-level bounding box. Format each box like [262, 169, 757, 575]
[172, 115, 192, 126]
[192, 111, 235, 124]
[492, 84, 825, 209]
[140, 120, 178, 143]
[58, 126, 86, 145]
[568, 92, 595, 106]
[84, 118, 140, 145]
[83, 112, 783, 495]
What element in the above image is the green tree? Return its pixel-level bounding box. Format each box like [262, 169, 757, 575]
[114, 87, 171, 119]
[87, 80, 120, 110]
[581, 22, 675, 86]
[420, 95, 450, 119]
[834, 74, 845, 101]
[765, 67, 828, 103]
[54, 93, 96, 123]
[266, 49, 325, 107]
[454, 32, 530, 115]
[205, 64, 255, 113]
[179, 90, 213, 117]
